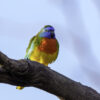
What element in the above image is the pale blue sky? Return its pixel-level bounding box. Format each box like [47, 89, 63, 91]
[0, 0, 100, 100]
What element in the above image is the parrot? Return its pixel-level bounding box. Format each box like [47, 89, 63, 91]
[16, 25, 59, 90]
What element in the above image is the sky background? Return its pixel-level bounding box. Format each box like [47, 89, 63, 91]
[0, 0, 100, 100]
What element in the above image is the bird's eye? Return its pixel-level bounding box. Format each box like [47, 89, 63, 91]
[45, 29, 49, 32]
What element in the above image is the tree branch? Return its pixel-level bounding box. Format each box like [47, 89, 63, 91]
[0, 51, 100, 100]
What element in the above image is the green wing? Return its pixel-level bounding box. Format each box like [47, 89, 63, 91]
[24, 36, 36, 59]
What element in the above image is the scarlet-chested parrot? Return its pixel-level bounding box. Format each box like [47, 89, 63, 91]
[16, 25, 59, 90]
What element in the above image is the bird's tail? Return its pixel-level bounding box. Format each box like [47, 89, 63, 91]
[16, 86, 24, 90]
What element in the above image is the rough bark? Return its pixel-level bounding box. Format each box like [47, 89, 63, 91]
[0, 51, 100, 100]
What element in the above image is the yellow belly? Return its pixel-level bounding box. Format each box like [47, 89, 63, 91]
[29, 47, 58, 66]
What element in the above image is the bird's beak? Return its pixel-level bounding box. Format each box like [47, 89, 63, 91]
[51, 32, 55, 38]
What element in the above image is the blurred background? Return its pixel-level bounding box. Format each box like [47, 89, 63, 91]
[0, 0, 100, 100]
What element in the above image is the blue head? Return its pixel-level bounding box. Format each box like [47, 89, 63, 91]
[39, 25, 55, 39]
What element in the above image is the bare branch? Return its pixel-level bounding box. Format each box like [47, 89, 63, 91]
[0, 51, 100, 100]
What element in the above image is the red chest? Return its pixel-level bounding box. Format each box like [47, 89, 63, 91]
[38, 38, 57, 54]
